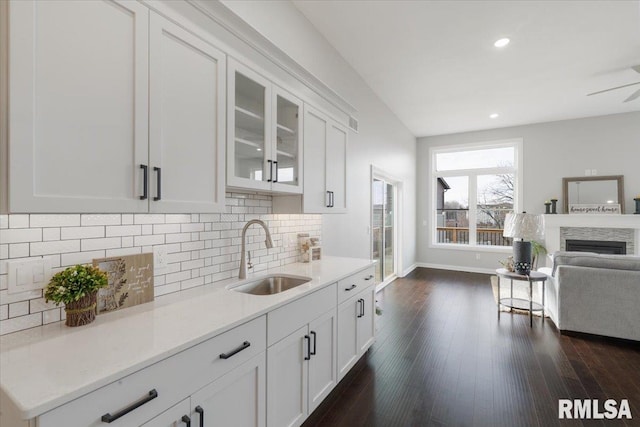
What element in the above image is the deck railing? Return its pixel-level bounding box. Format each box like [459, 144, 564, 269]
[436, 227, 512, 246]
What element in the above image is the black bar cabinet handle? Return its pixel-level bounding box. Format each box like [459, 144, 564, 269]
[364, 275, 374, 281]
[220, 341, 251, 359]
[304, 335, 311, 360]
[181, 415, 191, 426]
[267, 160, 273, 182]
[195, 405, 204, 427]
[273, 160, 278, 182]
[326, 190, 331, 207]
[345, 284, 356, 291]
[101, 389, 158, 423]
[139, 164, 148, 200]
[153, 167, 162, 201]
[310, 331, 317, 356]
[357, 299, 364, 318]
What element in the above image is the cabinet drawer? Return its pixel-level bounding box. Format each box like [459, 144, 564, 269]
[337, 266, 375, 304]
[267, 284, 337, 346]
[38, 316, 266, 427]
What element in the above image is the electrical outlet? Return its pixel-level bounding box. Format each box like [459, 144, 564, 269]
[8, 258, 52, 294]
[475, 253, 481, 260]
[584, 169, 592, 176]
[591, 169, 597, 176]
[154, 246, 168, 271]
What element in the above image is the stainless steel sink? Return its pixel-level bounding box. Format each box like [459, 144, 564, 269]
[229, 274, 311, 295]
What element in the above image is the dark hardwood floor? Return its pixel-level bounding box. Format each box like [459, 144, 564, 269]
[303, 268, 640, 427]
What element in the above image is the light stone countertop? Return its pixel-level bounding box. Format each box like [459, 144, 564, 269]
[0, 256, 375, 420]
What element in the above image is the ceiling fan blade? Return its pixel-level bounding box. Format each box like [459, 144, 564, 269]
[623, 88, 640, 102]
[587, 81, 640, 96]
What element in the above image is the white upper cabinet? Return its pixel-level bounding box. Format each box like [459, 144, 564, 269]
[227, 58, 303, 194]
[299, 105, 348, 213]
[7, 1, 227, 213]
[8, 0, 149, 213]
[149, 13, 226, 213]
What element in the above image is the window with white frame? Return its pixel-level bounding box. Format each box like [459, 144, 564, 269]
[431, 140, 522, 247]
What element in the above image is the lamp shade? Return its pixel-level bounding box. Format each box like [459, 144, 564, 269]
[503, 212, 545, 241]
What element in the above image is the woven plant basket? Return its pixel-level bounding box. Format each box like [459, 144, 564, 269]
[64, 291, 98, 327]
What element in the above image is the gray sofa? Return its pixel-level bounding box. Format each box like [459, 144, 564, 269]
[540, 252, 640, 342]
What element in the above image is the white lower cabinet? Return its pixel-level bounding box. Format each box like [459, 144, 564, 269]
[189, 352, 266, 427]
[267, 309, 337, 427]
[337, 284, 376, 381]
[141, 398, 191, 427]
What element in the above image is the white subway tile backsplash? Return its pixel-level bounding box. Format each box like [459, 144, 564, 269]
[81, 237, 121, 252]
[81, 214, 121, 226]
[9, 215, 29, 228]
[61, 226, 105, 240]
[31, 240, 80, 256]
[31, 214, 80, 227]
[1, 228, 42, 244]
[0, 195, 322, 335]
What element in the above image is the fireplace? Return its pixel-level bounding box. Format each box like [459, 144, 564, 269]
[565, 239, 626, 255]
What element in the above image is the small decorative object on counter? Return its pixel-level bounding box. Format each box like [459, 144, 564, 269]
[298, 233, 311, 262]
[550, 198, 558, 214]
[310, 246, 322, 261]
[44, 264, 108, 327]
[499, 256, 515, 272]
[544, 201, 551, 214]
[635, 197, 640, 215]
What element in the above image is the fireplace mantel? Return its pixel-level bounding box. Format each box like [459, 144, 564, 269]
[543, 214, 640, 260]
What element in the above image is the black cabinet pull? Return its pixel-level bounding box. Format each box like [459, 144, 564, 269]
[220, 341, 250, 359]
[195, 405, 204, 427]
[304, 335, 311, 360]
[181, 415, 191, 426]
[101, 389, 158, 423]
[326, 190, 331, 207]
[345, 284, 356, 291]
[364, 275, 374, 281]
[357, 299, 364, 318]
[139, 164, 148, 200]
[310, 331, 317, 356]
[267, 160, 273, 182]
[273, 160, 278, 182]
[153, 167, 162, 201]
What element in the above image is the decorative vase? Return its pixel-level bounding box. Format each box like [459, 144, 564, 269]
[550, 199, 558, 214]
[64, 291, 98, 327]
[544, 202, 551, 214]
[635, 198, 640, 215]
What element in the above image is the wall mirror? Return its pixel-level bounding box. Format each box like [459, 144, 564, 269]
[562, 175, 625, 213]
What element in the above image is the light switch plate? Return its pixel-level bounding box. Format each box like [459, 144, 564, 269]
[7, 258, 52, 294]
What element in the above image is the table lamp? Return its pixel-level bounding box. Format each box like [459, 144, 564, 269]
[503, 212, 545, 275]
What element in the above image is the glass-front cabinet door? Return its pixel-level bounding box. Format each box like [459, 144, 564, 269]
[227, 59, 271, 191]
[271, 86, 302, 193]
[227, 58, 303, 193]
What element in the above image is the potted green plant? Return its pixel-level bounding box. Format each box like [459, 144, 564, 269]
[45, 264, 108, 327]
[531, 240, 547, 270]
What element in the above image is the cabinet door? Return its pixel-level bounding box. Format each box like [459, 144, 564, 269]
[140, 398, 191, 427]
[336, 297, 358, 381]
[267, 326, 308, 427]
[357, 287, 376, 354]
[302, 106, 329, 213]
[8, 0, 149, 213]
[227, 58, 272, 191]
[271, 86, 303, 194]
[191, 352, 266, 427]
[325, 120, 348, 213]
[308, 309, 337, 413]
[149, 13, 226, 213]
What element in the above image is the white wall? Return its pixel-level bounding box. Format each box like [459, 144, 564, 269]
[417, 111, 640, 272]
[221, 1, 418, 274]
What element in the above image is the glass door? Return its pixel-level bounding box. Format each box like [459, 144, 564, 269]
[372, 177, 395, 283]
[272, 87, 302, 193]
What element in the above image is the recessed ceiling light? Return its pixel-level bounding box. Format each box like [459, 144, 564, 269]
[494, 38, 510, 48]
[256, 148, 262, 151]
[490, 113, 499, 119]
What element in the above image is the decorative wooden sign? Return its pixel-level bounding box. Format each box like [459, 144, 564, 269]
[93, 253, 154, 313]
[568, 204, 621, 214]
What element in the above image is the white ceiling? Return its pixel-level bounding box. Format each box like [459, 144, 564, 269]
[292, 0, 640, 137]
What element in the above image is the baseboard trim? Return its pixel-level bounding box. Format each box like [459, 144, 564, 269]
[416, 262, 494, 275]
[401, 263, 417, 277]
